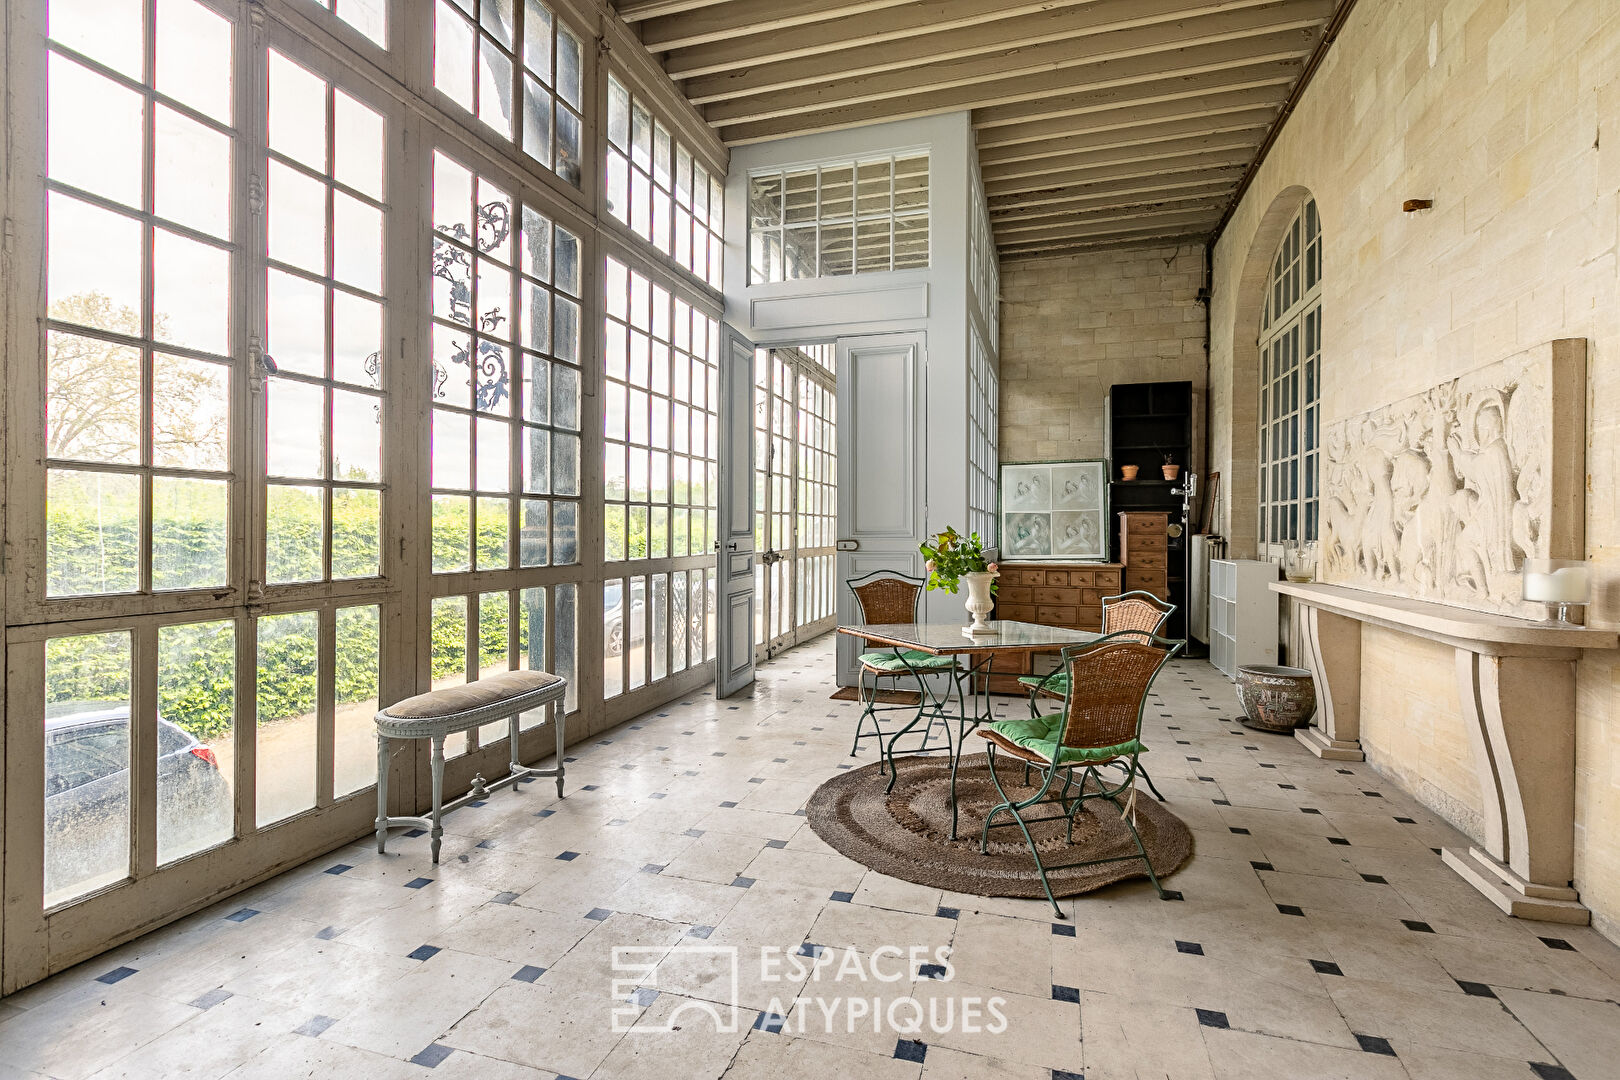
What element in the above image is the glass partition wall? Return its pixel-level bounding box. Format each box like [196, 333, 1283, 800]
[1, 0, 728, 992]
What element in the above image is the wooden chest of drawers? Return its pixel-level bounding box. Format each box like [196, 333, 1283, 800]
[1119, 512, 1169, 599]
[979, 561, 1124, 694]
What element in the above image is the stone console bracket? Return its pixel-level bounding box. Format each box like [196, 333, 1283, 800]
[1273, 580, 1617, 924]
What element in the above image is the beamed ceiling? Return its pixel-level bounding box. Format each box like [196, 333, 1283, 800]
[612, 0, 1352, 260]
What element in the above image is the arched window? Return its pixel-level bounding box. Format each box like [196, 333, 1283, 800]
[1257, 198, 1321, 555]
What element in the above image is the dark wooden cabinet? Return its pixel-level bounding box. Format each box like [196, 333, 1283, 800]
[980, 561, 1123, 694]
[1108, 381, 1191, 640]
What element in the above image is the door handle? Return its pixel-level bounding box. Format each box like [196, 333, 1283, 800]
[727, 541, 740, 551]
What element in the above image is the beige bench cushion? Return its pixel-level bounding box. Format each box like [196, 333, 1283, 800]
[380, 669, 564, 725]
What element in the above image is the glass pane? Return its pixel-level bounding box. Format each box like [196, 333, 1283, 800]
[856, 219, 891, 273]
[603, 579, 624, 698]
[555, 23, 581, 108]
[431, 595, 468, 682]
[524, 0, 553, 83]
[268, 269, 327, 378]
[155, 105, 231, 239]
[476, 496, 510, 569]
[153, 228, 230, 355]
[521, 76, 552, 167]
[268, 380, 327, 479]
[554, 582, 577, 710]
[476, 591, 511, 745]
[49, 0, 144, 79]
[520, 498, 548, 566]
[435, 1, 476, 112]
[47, 469, 139, 596]
[477, 38, 515, 138]
[331, 487, 380, 579]
[336, 0, 388, 47]
[268, 50, 327, 172]
[47, 331, 141, 465]
[333, 192, 383, 293]
[334, 90, 385, 201]
[265, 484, 324, 583]
[650, 574, 667, 683]
[432, 408, 471, 489]
[553, 500, 577, 564]
[333, 389, 382, 482]
[819, 223, 853, 277]
[155, 0, 232, 125]
[156, 621, 235, 864]
[334, 291, 383, 388]
[48, 194, 143, 330]
[269, 161, 328, 276]
[334, 605, 380, 797]
[44, 631, 132, 906]
[433, 494, 471, 572]
[256, 611, 318, 827]
[152, 476, 228, 590]
[48, 53, 144, 208]
[517, 586, 547, 729]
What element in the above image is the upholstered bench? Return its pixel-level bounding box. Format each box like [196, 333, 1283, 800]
[375, 669, 567, 863]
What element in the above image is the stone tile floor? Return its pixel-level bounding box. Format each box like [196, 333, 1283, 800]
[3, 634, 1619, 1079]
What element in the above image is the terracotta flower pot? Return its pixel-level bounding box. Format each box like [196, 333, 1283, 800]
[1120, 465, 1139, 480]
[1161, 464, 1181, 480]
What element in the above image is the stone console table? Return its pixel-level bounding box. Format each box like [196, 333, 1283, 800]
[1272, 580, 1618, 924]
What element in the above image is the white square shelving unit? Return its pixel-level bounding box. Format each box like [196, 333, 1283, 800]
[1208, 558, 1280, 678]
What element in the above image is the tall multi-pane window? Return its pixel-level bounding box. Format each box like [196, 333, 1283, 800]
[428, 149, 583, 576]
[747, 154, 929, 284]
[604, 73, 724, 288]
[44, 0, 237, 598]
[1258, 198, 1322, 553]
[601, 257, 720, 697]
[264, 48, 388, 583]
[433, 0, 585, 186]
[968, 335, 999, 545]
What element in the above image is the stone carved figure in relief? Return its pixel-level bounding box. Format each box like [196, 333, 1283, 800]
[1319, 349, 1560, 617]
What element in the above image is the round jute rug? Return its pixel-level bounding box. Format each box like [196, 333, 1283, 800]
[807, 752, 1193, 898]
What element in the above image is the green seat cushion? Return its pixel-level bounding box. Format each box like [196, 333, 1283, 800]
[983, 713, 1145, 765]
[859, 649, 957, 672]
[1017, 673, 1069, 696]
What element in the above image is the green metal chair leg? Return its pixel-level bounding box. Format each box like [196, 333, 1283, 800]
[979, 744, 1064, 917]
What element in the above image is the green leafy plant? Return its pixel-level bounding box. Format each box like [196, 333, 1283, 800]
[918, 527, 998, 594]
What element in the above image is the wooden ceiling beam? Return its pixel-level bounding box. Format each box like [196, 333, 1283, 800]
[981, 131, 1264, 183]
[984, 147, 1255, 197]
[615, 0, 733, 24]
[974, 85, 1284, 153]
[637, 0, 918, 52]
[993, 194, 1231, 235]
[703, 10, 1328, 125]
[995, 210, 1221, 247]
[717, 38, 1316, 144]
[971, 58, 1298, 130]
[664, 0, 1103, 79]
[977, 107, 1277, 166]
[986, 164, 1248, 211]
[999, 230, 1209, 258]
[680, 0, 1314, 99]
[989, 179, 1237, 222]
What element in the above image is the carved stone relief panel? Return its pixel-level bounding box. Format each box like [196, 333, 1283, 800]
[1319, 339, 1586, 617]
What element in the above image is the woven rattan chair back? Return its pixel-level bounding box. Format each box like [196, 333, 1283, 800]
[1101, 592, 1175, 637]
[848, 573, 924, 625]
[1057, 632, 1181, 751]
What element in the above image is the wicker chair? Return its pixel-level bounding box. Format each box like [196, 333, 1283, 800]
[846, 570, 962, 787]
[973, 631, 1183, 916]
[1019, 591, 1176, 801]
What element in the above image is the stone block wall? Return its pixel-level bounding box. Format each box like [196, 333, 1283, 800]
[1206, 0, 1620, 939]
[998, 244, 1206, 465]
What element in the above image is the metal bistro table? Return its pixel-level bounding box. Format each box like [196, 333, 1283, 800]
[837, 620, 1102, 839]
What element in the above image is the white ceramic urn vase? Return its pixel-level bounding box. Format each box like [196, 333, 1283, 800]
[961, 571, 998, 637]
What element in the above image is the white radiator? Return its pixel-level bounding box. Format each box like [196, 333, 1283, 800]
[1189, 534, 1211, 643]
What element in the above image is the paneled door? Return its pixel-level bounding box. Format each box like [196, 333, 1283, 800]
[752, 346, 837, 659]
[834, 334, 926, 686]
[714, 326, 758, 697]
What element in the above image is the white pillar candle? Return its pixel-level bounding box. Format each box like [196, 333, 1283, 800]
[1523, 565, 1589, 603]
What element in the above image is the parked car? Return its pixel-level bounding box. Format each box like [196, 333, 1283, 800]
[44, 702, 233, 900]
[604, 579, 716, 657]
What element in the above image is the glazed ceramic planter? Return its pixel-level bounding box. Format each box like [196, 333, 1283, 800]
[1235, 664, 1317, 732]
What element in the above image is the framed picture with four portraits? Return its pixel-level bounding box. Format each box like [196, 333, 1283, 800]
[998, 459, 1109, 561]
